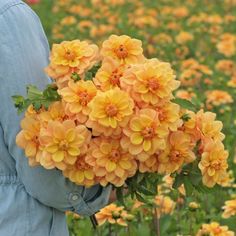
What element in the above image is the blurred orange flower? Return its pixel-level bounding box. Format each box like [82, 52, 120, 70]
[199, 140, 228, 187]
[101, 35, 144, 64]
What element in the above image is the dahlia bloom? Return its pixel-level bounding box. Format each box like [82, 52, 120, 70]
[63, 154, 96, 187]
[154, 195, 175, 218]
[39, 120, 91, 170]
[121, 59, 180, 106]
[217, 33, 236, 57]
[101, 35, 144, 64]
[199, 140, 228, 187]
[184, 110, 225, 144]
[16, 117, 41, 166]
[86, 138, 137, 187]
[95, 203, 132, 226]
[58, 80, 97, 123]
[45, 40, 99, 86]
[88, 88, 134, 131]
[157, 131, 195, 174]
[155, 102, 182, 132]
[222, 199, 236, 218]
[197, 222, 234, 236]
[93, 58, 126, 91]
[121, 108, 168, 160]
[206, 90, 233, 107]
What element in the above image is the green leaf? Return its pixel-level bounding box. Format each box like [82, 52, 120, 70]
[173, 98, 196, 111]
[71, 72, 81, 82]
[173, 175, 183, 189]
[135, 192, 147, 203]
[183, 178, 194, 196]
[137, 185, 156, 196]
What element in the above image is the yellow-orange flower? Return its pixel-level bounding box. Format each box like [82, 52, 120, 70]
[197, 222, 234, 236]
[154, 195, 175, 218]
[175, 31, 194, 44]
[206, 90, 233, 107]
[93, 58, 126, 91]
[222, 199, 236, 218]
[158, 131, 195, 174]
[45, 40, 99, 84]
[63, 154, 96, 187]
[184, 110, 225, 144]
[121, 108, 168, 160]
[16, 117, 41, 166]
[50, 40, 99, 68]
[155, 102, 182, 131]
[39, 120, 90, 170]
[58, 80, 97, 123]
[86, 138, 137, 187]
[95, 203, 131, 226]
[101, 35, 144, 64]
[121, 59, 180, 105]
[217, 33, 236, 57]
[175, 90, 196, 101]
[215, 60, 235, 75]
[38, 101, 68, 127]
[199, 140, 228, 187]
[88, 88, 134, 130]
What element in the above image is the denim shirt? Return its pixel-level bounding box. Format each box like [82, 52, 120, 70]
[0, 1, 111, 235]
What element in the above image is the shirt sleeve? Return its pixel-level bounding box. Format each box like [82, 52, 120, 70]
[0, 2, 111, 216]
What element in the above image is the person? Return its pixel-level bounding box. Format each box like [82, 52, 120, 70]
[0, 1, 112, 235]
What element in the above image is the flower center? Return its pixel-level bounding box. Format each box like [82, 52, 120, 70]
[32, 135, 39, 145]
[213, 227, 222, 234]
[211, 162, 221, 170]
[110, 150, 121, 162]
[59, 140, 68, 151]
[76, 157, 90, 170]
[141, 126, 155, 139]
[65, 50, 76, 61]
[105, 104, 118, 117]
[79, 91, 91, 106]
[110, 70, 122, 86]
[170, 150, 180, 162]
[147, 78, 160, 92]
[157, 109, 166, 121]
[115, 44, 128, 59]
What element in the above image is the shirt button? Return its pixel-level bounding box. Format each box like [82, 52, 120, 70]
[71, 194, 79, 201]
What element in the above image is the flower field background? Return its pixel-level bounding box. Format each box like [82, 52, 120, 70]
[27, 0, 236, 235]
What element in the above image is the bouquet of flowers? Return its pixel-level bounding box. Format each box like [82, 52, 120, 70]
[13, 35, 230, 210]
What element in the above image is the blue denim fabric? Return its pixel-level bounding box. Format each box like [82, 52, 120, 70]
[0, 1, 111, 235]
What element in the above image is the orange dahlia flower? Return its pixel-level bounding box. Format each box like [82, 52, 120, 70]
[93, 58, 126, 91]
[39, 120, 90, 170]
[199, 140, 228, 187]
[121, 108, 168, 160]
[16, 117, 41, 166]
[121, 59, 180, 105]
[88, 88, 134, 130]
[38, 101, 68, 127]
[184, 110, 225, 144]
[101, 35, 144, 64]
[58, 80, 97, 123]
[45, 40, 99, 85]
[206, 90, 233, 107]
[157, 131, 195, 174]
[95, 203, 131, 226]
[222, 199, 236, 218]
[63, 154, 96, 187]
[155, 102, 182, 132]
[154, 195, 175, 218]
[197, 222, 234, 236]
[86, 138, 137, 187]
